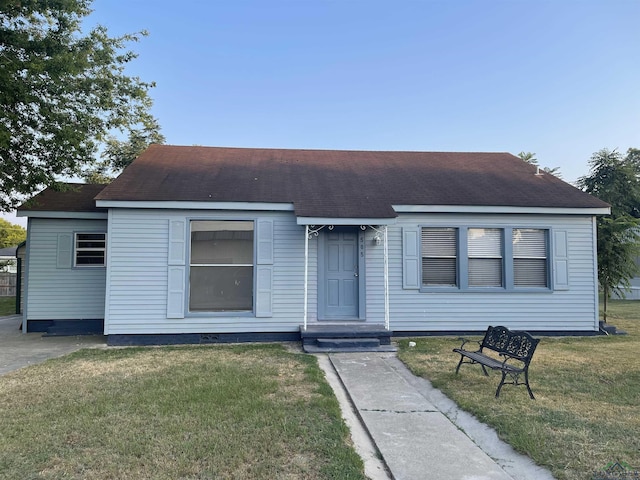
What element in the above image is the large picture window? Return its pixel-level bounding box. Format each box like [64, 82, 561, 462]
[421, 228, 458, 286]
[468, 228, 503, 287]
[513, 228, 548, 287]
[75, 233, 106, 267]
[189, 220, 254, 312]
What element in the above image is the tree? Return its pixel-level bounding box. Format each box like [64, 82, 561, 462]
[517, 152, 562, 178]
[577, 148, 640, 320]
[0, 218, 26, 248]
[82, 113, 165, 183]
[1, 0, 160, 210]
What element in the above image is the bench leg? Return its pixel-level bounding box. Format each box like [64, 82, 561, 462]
[495, 371, 536, 399]
[524, 370, 535, 400]
[456, 355, 489, 377]
[495, 371, 507, 398]
[455, 355, 490, 376]
[455, 355, 464, 374]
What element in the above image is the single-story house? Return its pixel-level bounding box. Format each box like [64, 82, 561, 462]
[17, 145, 610, 346]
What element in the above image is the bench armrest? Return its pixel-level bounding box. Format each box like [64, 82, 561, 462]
[498, 353, 522, 369]
[456, 337, 481, 351]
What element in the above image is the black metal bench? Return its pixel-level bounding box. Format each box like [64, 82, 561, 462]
[453, 325, 540, 399]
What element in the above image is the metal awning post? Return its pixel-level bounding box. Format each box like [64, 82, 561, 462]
[383, 225, 390, 331]
[303, 225, 309, 331]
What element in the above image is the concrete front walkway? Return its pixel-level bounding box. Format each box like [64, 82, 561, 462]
[0, 315, 106, 375]
[328, 352, 555, 480]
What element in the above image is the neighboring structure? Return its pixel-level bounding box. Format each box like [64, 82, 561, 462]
[0, 246, 18, 299]
[615, 254, 640, 300]
[17, 145, 610, 343]
[0, 246, 18, 273]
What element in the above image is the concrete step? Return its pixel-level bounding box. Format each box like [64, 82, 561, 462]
[304, 344, 397, 354]
[317, 337, 381, 349]
[304, 337, 397, 353]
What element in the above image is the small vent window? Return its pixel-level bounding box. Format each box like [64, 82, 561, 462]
[75, 233, 106, 267]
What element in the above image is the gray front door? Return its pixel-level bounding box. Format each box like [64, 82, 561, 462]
[323, 228, 359, 318]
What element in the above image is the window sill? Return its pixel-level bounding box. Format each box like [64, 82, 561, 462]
[420, 287, 553, 293]
[187, 311, 255, 318]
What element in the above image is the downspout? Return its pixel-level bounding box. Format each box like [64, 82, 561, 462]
[303, 225, 309, 331]
[383, 226, 390, 331]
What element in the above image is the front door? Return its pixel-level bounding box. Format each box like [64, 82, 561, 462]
[322, 228, 360, 319]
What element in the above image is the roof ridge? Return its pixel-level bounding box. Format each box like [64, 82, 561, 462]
[152, 144, 515, 156]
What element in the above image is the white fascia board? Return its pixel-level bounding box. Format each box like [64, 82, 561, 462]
[94, 200, 295, 211]
[392, 205, 611, 215]
[296, 217, 397, 226]
[16, 211, 108, 220]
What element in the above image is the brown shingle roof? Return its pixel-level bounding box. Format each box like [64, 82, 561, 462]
[95, 145, 609, 219]
[18, 183, 107, 213]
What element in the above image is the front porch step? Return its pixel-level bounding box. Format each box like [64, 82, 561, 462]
[300, 324, 396, 353]
[317, 337, 380, 349]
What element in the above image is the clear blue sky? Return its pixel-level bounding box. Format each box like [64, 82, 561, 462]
[4, 0, 639, 227]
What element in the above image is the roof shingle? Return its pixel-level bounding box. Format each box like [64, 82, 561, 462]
[18, 183, 107, 213]
[95, 145, 609, 218]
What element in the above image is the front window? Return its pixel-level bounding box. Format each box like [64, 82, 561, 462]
[189, 220, 254, 312]
[468, 228, 503, 287]
[75, 233, 106, 267]
[513, 229, 548, 287]
[421, 228, 458, 286]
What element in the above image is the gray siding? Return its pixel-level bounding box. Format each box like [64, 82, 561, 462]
[364, 214, 599, 332]
[25, 218, 107, 321]
[105, 209, 599, 334]
[105, 209, 316, 334]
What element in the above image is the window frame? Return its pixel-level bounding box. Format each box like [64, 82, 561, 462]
[418, 225, 552, 293]
[187, 219, 256, 315]
[420, 227, 459, 289]
[74, 232, 106, 268]
[467, 227, 504, 289]
[512, 228, 550, 289]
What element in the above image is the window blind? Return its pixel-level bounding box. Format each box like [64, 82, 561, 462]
[421, 228, 457, 286]
[513, 229, 547, 287]
[468, 228, 502, 286]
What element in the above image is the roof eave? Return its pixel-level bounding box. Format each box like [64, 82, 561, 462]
[392, 205, 611, 215]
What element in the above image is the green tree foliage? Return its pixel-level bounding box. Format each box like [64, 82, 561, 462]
[82, 114, 165, 183]
[0, 218, 26, 248]
[0, 0, 160, 210]
[517, 151, 562, 178]
[577, 148, 640, 320]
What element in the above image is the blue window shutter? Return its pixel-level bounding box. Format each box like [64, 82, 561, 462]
[403, 227, 420, 289]
[256, 219, 274, 265]
[167, 266, 185, 318]
[57, 233, 73, 269]
[255, 265, 273, 317]
[255, 219, 274, 317]
[553, 230, 569, 290]
[168, 220, 186, 266]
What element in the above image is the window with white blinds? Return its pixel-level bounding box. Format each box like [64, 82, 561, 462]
[468, 228, 503, 287]
[513, 228, 548, 287]
[421, 228, 457, 286]
[415, 226, 552, 291]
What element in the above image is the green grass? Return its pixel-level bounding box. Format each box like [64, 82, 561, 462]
[0, 344, 366, 480]
[398, 299, 640, 480]
[0, 296, 16, 316]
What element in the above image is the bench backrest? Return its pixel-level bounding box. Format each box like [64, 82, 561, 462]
[481, 326, 539, 364]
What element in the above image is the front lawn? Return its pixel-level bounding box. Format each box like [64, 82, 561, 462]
[0, 344, 366, 480]
[0, 296, 15, 316]
[398, 300, 640, 480]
